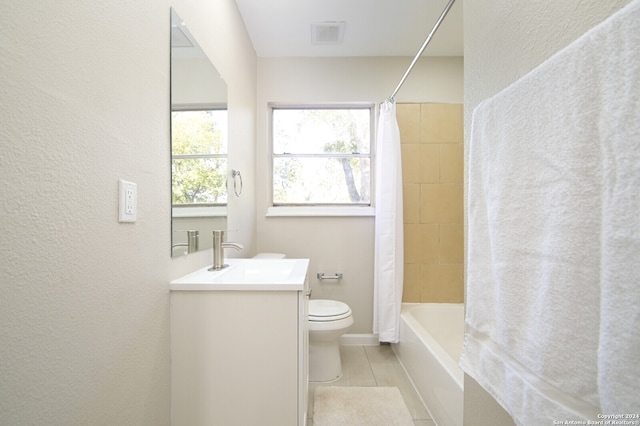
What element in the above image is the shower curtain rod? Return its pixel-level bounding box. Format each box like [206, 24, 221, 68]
[388, 0, 456, 102]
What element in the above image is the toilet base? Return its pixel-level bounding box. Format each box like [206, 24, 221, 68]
[309, 339, 343, 382]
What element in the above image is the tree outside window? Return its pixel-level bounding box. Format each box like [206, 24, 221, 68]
[171, 108, 228, 205]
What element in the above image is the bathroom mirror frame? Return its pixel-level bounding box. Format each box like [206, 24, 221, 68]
[170, 8, 229, 257]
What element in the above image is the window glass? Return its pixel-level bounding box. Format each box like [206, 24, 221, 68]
[171, 109, 227, 205]
[272, 106, 372, 205]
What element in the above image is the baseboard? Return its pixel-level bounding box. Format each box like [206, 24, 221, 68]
[340, 333, 379, 346]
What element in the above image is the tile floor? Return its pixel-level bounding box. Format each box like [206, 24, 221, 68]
[308, 344, 436, 426]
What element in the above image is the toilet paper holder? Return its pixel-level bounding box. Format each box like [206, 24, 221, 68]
[317, 272, 343, 280]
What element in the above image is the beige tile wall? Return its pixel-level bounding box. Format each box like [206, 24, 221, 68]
[397, 103, 464, 303]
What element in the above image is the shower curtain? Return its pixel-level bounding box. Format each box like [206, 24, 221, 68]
[373, 100, 404, 343]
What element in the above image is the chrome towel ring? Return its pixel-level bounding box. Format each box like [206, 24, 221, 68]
[231, 169, 243, 197]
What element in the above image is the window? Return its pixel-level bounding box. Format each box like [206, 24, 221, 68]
[271, 105, 373, 206]
[171, 107, 227, 208]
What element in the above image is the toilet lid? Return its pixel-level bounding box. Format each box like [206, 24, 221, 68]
[309, 299, 352, 321]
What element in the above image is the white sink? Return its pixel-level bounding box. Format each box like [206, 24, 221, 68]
[170, 258, 310, 291]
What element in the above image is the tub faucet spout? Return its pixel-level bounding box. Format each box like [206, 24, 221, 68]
[210, 230, 243, 271]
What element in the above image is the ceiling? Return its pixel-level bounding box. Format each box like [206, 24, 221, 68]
[233, 0, 463, 58]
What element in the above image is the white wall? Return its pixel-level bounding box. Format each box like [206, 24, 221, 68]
[256, 56, 463, 333]
[171, 58, 227, 105]
[462, 1, 632, 424]
[0, 0, 255, 424]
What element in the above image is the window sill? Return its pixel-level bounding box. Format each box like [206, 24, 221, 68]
[266, 206, 375, 217]
[172, 206, 227, 218]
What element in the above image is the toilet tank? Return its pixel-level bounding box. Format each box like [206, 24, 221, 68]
[252, 253, 286, 259]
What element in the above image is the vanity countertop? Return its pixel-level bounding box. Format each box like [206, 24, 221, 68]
[170, 258, 310, 291]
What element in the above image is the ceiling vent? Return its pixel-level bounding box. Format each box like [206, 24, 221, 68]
[311, 21, 346, 44]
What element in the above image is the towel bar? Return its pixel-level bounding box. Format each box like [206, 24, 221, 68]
[317, 272, 343, 280]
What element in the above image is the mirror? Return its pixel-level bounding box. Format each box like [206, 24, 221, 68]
[171, 8, 228, 257]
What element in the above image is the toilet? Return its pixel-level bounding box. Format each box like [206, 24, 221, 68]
[308, 299, 354, 382]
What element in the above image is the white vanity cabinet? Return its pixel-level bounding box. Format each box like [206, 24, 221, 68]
[170, 259, 309, 426]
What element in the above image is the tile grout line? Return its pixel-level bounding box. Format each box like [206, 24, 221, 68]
[361, 346, 377, 386]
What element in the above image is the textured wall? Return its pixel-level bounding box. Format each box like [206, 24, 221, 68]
[0, 0, 256, 424]
[462, 0, 633, 425]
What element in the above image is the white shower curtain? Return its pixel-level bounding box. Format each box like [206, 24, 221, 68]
[373, 100, 404, 343]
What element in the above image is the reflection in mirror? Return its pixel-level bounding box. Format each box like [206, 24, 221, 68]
[171, 8, 228, 257]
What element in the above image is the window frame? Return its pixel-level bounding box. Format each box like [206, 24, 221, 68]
[268, 102, 376, 216]
[171, 103, 228, 218]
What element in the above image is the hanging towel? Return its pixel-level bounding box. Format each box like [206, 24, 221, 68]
[460, 1, 640, 424]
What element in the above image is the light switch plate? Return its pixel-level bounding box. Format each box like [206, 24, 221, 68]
[118, 180, 137, 222]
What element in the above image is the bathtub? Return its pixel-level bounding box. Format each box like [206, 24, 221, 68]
[391, 303, 464, 426]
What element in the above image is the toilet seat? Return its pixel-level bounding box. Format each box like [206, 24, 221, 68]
[309, 299, 352, 322]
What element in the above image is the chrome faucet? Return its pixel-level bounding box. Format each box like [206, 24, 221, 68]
[171, 230, 199, 255]
[210, 230, 243, 270]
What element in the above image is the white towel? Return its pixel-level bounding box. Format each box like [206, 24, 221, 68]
[460, 1, 640, 424]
